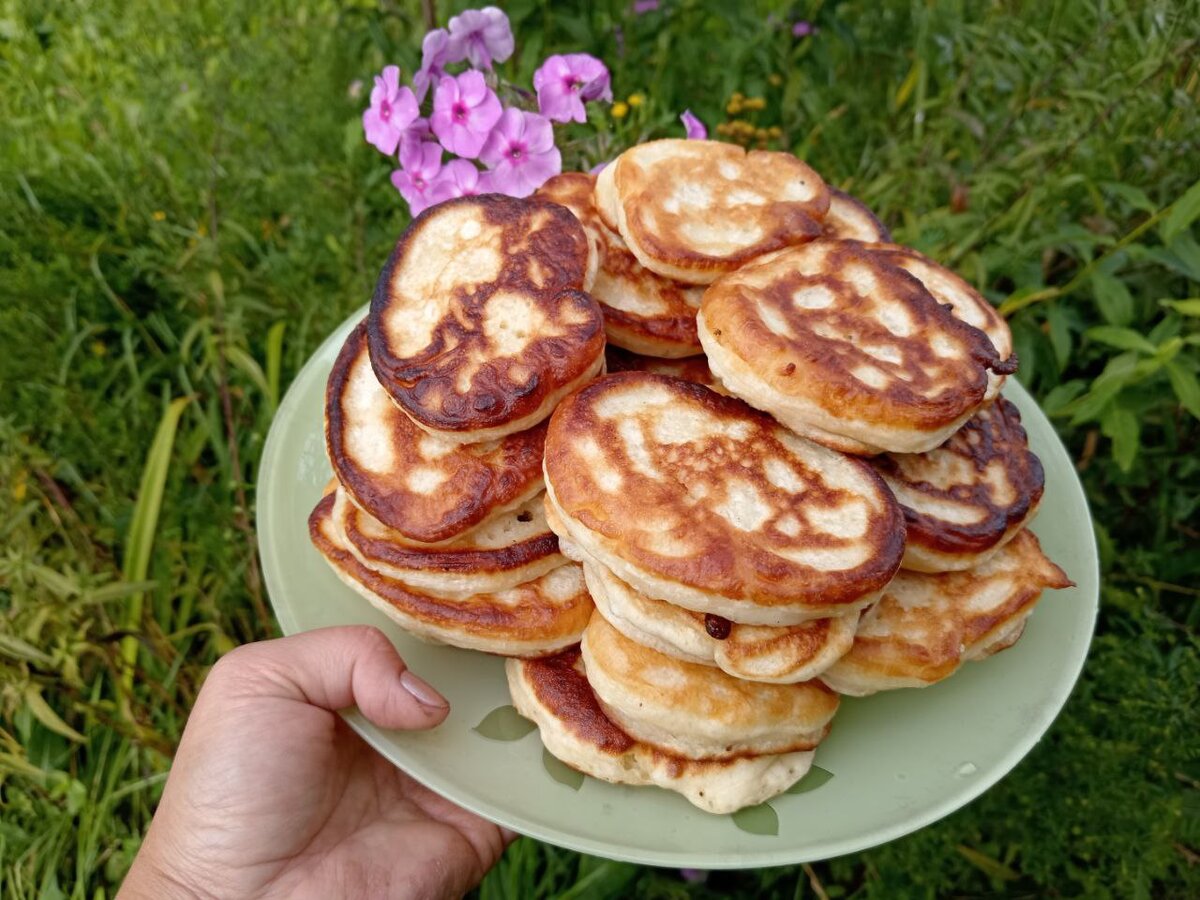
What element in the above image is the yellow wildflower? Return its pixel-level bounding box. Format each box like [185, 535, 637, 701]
[627, 93, 645, 107]
[612, 101, 629, 119]
[768, 74, 783, 87]
[152, 210, 166, 222]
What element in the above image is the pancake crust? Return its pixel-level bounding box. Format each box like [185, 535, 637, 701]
[584, 561, 857, 683]
[368, 193, 605, 442]
[600, 139, 831, 284]
[581, 613, 839, 759]
[309, 493, 592, 657]
[698, 239, 1009, 454]
[326, 323, 545, 543]
[530, 172, 603, 289]
[604, 346, 722, 391]
[823, 189, 892, 242]
[864, 242, 1013, 399]
[543, 372, 905, 624]
[820, 530, 1072, 696]
[538, 172, 704, 357]
[507, 649, 817, 814]
[333, 488, 564, 597]
[871, 397, 1045, 572]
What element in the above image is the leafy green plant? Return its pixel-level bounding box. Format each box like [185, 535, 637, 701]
[1, 1, 1196, 898]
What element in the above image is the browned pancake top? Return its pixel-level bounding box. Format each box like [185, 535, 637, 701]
[871, 397, 1045, 555]
[326, 323, 545, 542]
[368, 193, 605, 433]
[823, 189, 892, 242]
[863, 242, 1013, 371]
[309, 493, 593, 647]
[612, 139, 831, 278]
[700, 239, 1008, 432]
[544, 372, 905, 609]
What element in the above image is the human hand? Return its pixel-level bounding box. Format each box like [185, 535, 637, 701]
[120, 626, 515, 900]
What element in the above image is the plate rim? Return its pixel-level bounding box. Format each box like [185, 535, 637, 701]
[257, 306, 1100, 869]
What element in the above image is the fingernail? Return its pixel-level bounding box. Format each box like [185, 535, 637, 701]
[400, 669, 448, 709]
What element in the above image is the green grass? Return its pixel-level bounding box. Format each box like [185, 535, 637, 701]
[1, 0, 1198, 897]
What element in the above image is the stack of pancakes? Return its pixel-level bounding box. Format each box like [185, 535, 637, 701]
[309, 195, 607, 657]
[309, 139, 1072, 814]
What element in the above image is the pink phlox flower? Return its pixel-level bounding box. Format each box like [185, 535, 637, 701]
[446, 7, 514, 70]
[431, 71, 503, 159]
[532, 54, 612, 124]
[391, 140, 444, 216]
[479, 108, 561, 198]
[413, 29, 450, 101]
[363, 65, 419, 156]
[793, 20, 818, 37]
[680, 109, 707, 140]
[633, 0, 660, 13]
[427, 159, 495, 205]
[397, 117, 433, 167]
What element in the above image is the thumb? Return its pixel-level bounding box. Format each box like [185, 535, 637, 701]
[207, 625, 449, 730]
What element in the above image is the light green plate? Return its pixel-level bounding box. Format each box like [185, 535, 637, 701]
[258, 307, 1099, 869]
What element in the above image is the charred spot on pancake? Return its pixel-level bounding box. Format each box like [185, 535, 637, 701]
[704, 614, 732, 640]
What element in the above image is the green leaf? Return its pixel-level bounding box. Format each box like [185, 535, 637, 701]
[1161, 176, 1200, 243]
[732, 802, 779, 836]
[24, 685, 85, 743]
[1100, 406, 1139, 472]
[785, 764, 835, 794]
[120, 395, 191, 689]
[1091, 272, 1134, 326]
[473, 705, 536, 741]
[1159, 298, 1200, 317]
[1101, 181, 1155, 213]
[1165, 361, 1200, 419]
[1085, 326, 1156, 355]
[1043, 381, 1088, 414]
[542, 748, 584, 790]
[956, 844, 1020, 882]
[1045, 305, 1073, 371]
[265, 320, 286, 410]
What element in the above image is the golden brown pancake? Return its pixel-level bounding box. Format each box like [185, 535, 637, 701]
[823, 189, 891, 242]
[332, 488, 564, 597]
[309, 493, 592, 657]
[507, 648, 818, 814]
[326, 323, 545, 543]
[581, 613, 839, 758]
[864, 242, 1013, 398]
[543, 372, 905, 625]
[820, 530, 1072, 695]
[538, 172, 704, 357]
[597, 139, 831, 284]
[531, 172, 604, 288]
[698, 239, 1011, 454]
[871, 397, 1044, 572]
[583, 560, 857, 684]
[603, 345, 722, 391]
[368, 194, 605, 442]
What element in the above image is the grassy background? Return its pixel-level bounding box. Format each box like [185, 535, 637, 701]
[2, 0, 1198, 896]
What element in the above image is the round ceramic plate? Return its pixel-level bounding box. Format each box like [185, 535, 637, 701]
[258, 307, 1099, 870]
